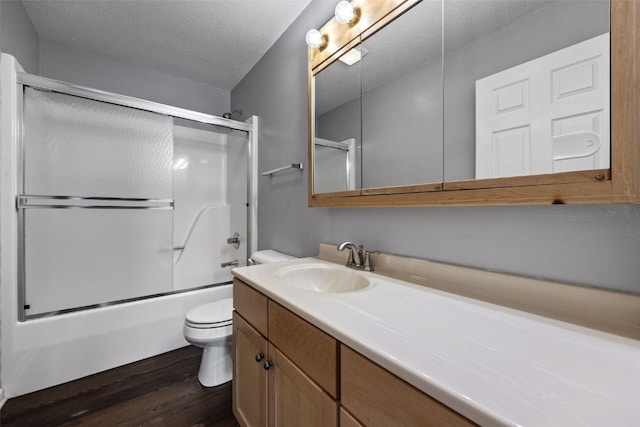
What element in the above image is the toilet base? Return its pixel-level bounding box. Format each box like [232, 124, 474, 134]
[197, 336, 232, 387]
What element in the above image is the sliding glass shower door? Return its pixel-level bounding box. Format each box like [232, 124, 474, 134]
[20, 87, 174, 317]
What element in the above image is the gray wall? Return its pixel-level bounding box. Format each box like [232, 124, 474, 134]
[39, 39, 229, 116]
[0, 0, 39, 74]
[318, 59, 444, 188]
[232, 0, 640, 295]
[1, 1, 230, 116]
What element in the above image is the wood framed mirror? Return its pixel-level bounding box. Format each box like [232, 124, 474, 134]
[307, 0, 639, 207]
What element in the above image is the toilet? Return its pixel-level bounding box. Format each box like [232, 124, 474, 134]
[183, 249, 296, 387]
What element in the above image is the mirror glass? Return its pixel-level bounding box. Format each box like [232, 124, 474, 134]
[313, 42, 362, 194]
[311, 0, 611, 197]
[360, 0, 443, 189]
[443, 0, 611, 181]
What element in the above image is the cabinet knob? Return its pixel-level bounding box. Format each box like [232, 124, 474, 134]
[263, 361, 273, 371]
[255, 353, 264, 362]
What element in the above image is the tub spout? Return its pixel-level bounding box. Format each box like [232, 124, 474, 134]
[221, 260, 238, 268]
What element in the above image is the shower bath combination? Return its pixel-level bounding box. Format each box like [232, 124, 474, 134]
[19, 84, 251, 318]
[0, 53, 258, 397]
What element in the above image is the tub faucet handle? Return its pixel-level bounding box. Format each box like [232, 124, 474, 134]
[227, 232, 240, 249]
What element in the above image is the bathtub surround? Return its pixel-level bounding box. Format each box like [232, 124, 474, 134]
[231, 0, 640, 296]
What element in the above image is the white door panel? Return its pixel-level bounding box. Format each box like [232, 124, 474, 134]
[476, 33, 609, 179]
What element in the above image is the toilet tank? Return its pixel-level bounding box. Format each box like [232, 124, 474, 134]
[249, 250, 296, 265]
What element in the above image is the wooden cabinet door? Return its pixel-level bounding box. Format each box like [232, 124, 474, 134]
[268, 344, 338, 427]
[340, 407, 364, 427]
[233, 312, 268, 427]
[341, 345, 477, 427]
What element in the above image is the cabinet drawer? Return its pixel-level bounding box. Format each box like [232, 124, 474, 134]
[233, 278, 268, 337]
[268, 301, 338, 398]
[341, 345, 477, 427]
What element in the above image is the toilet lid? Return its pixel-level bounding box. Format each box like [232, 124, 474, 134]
[186, 298, 233, 326]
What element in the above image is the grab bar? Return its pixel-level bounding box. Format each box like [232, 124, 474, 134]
[261, 163, 304, 178]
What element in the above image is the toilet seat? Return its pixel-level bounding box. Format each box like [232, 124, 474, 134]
[185, 298, 233, 329]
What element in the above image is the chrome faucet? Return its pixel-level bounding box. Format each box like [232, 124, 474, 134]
[337, 241, 364, 268]
[337, 242, 379, 271]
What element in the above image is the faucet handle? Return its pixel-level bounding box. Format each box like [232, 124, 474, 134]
[363, 251, 380, 272]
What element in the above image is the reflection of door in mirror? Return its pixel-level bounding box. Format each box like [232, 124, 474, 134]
[475, 33, 610, 179]
[443, 0, 610, 182]
[314, 44, 362, 194]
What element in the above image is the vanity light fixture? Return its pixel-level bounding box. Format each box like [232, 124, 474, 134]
[305, 29, 327, 48]
[334, 1, 358, 24]
[306, 1, 358, 48]
[338, 46, 368, 66]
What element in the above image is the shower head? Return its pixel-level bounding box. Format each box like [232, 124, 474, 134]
[222, 108, 243, 120]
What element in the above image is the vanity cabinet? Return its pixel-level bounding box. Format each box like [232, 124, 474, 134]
[232, 278, 339, 427]
[232, 278, 476, 426]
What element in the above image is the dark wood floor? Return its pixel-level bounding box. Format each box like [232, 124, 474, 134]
[1, 346, 240, 427]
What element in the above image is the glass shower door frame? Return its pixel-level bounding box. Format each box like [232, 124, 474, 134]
[15, 73, 256, 321]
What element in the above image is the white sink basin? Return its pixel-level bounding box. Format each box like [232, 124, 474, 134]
[276, 264, 370, 293]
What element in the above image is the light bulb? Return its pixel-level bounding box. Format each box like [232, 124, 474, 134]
[305, 29, 325, 48]
[335, 1, 355, 24]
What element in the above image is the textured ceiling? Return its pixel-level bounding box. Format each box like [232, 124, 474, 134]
[22, 0, 313, 90]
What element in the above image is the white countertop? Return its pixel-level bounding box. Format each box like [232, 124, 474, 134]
[232, 258, 640, 427]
